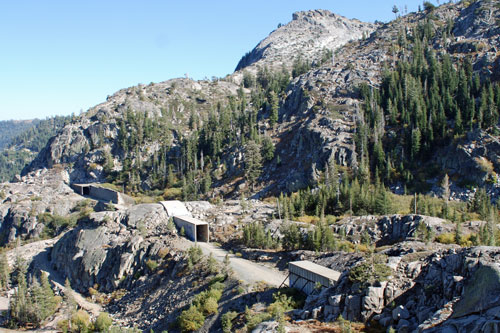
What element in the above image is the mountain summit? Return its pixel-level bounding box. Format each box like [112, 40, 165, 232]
[235, 9, 376, 71]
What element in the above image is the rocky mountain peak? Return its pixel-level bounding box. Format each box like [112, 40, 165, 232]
[234, 9, 377, 72]
[291, 9, 337, 22]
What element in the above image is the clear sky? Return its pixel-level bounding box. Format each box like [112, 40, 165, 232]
[0, 0, 428, 121]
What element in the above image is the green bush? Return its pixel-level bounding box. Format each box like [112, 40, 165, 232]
[57, 319, 69, 333]
[178, 305, 205, 332]
[38, 213, 77, 238]
[436, 232, 455, 244]
[221, 311, 237, 333]
[267, 289, 305, 318]
[146, 259, 158, 272]
[349, 257, 391, 288]
[201, 297, 218, 315]
[187, 245, 203, 264]
[245, 311, 271, 332]
[71, 310, 90, 333]
[94, 312, 113, 332]
[206, 288, 222, 302]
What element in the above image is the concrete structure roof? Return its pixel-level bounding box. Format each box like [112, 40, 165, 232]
[174, 215, 208, 225]
[159, 200, 192, 217]
[289, 261, 341, 281]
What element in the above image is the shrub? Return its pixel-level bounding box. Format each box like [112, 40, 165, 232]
[178, 305, 205, 332]
[187, 245, 203, 264]
[206, 253, 219, 274]
[208, 275, 226, 288]
[245, 311, 271, 332]
[201, 297, 218, 315]
[71, 310, 90, 333]
[94, 312, 113, 332]
[296, 215, 319, 224]
[57, 319, 69, 333]
[267, 289, 305, 319]
[104, 202, 116, 211]
[146, 259, 158, 272]
[158, 247, 169, 259]
[221, 311, 238, 333]
[163, 187, 182, 200]
[349, 256, 392, 288]
[206, 288, 222, 302]
[436, 232, 455, 244]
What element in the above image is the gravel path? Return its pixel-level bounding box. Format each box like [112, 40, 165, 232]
[198, 242, 287, 287]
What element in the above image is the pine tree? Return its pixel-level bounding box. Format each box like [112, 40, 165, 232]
[40, 272, 58, 319]
[487, 207, 497, 246]
[392, 5, 399, 19]
[441, 174, 450, 205]
[244, 141, 262, 191]
[261, 136, 275, 162]
[0, 250, 9, 290]
[64, 278, 77, 330]
[269, 91, 279, 128]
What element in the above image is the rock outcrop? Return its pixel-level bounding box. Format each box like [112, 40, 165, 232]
[297, 244, 500, 331]
[50, 203, 176, 292]
[0, 168, 84, 244]
[235, 9, 376, 72]
[333, 214, 458, 245]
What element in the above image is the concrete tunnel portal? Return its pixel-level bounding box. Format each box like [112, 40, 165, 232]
[160, 201, 209, 243]
[173, 215, 209, 243]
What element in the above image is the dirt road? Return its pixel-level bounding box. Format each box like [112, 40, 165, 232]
[197, 242, 287, 287]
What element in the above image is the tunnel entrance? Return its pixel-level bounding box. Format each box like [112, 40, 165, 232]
[82, 186, 90, 196]
[196, 224, 209, 242]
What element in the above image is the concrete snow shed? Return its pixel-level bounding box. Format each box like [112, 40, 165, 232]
[159, 200, 192, 217]
[72, 184, 134, 205]
[289, 261, 341, 295]
[160, 201, 209, 242]
[172, 215, 209, 242]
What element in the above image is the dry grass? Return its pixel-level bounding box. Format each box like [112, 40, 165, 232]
[163, 187, 182, 200]
[475, 157, 495, 175]
[296, 215, 320, 224]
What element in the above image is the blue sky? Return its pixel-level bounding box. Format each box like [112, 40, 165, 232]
[0, 0, 428, 121]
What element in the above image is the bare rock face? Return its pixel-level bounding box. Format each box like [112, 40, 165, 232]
[299, 245, 500, 331]
[333, 214, 457, 246]
[0, 168, 84, 244]
[438, 129, 500, 199]
[50, 203, 176, 292]
[453, 0, 500, 40]
[235, 10, 377, 72]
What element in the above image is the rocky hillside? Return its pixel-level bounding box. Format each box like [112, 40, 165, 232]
[262, 0, 500, 197]
[20, 1, 499, 204]
[301, 243, 500, 331]
[26, 78, 241, 185]
[2, 2, 500, 332]
[235, 10, 376, 72]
